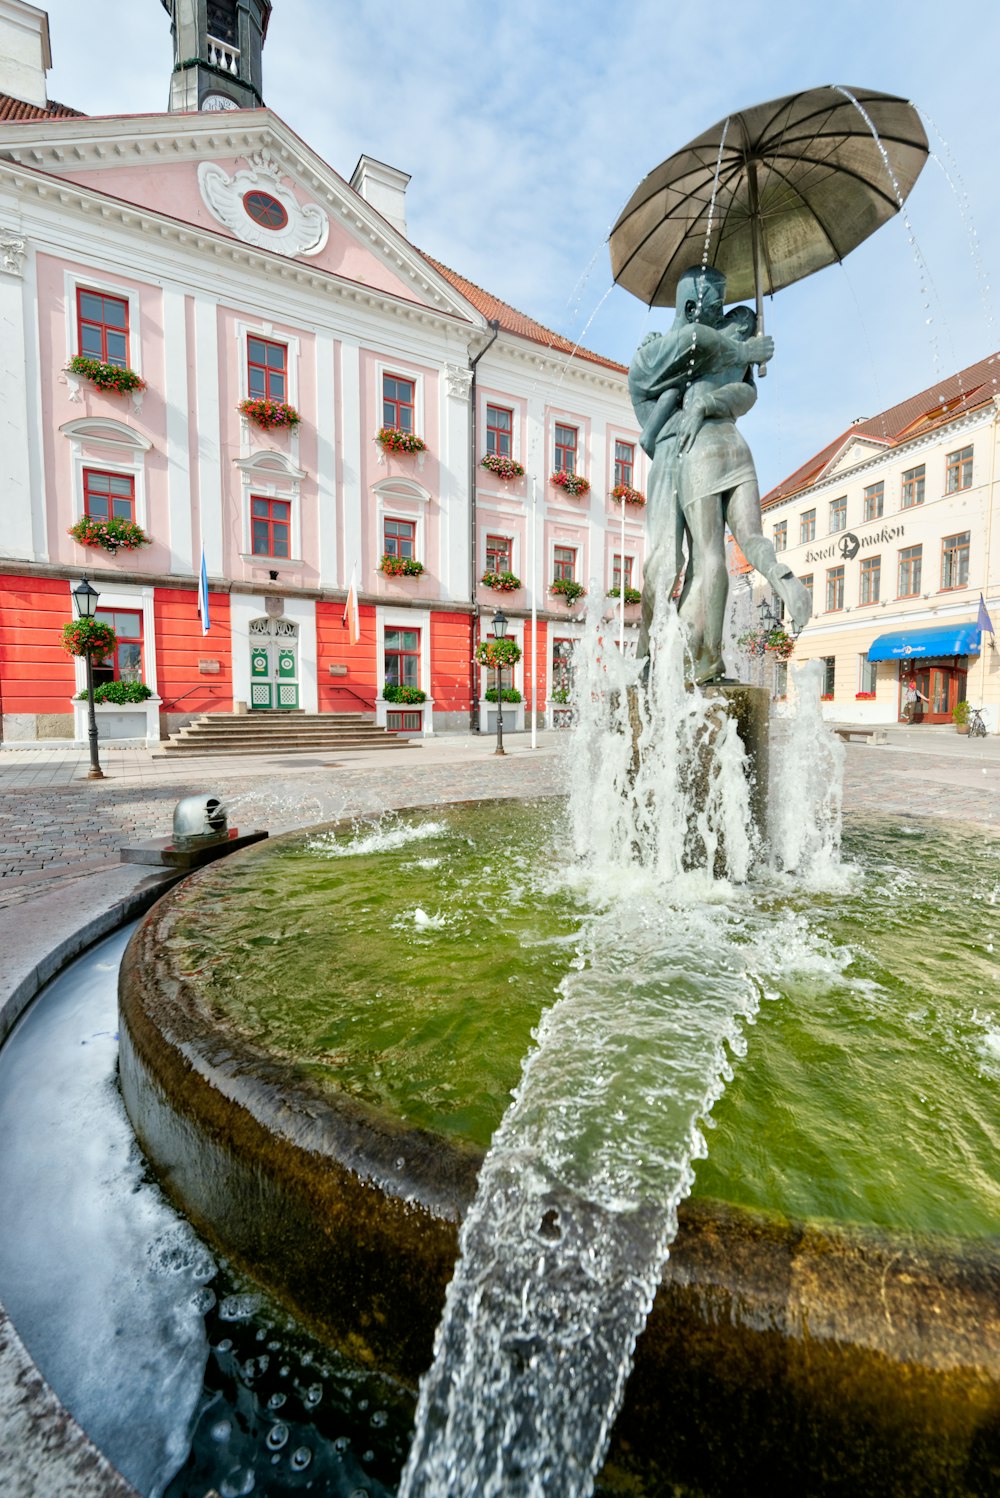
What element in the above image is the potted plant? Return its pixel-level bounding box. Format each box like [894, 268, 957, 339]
[485, 686, 523, 704]
[238, 397, 301, 430]
[550, 470, 590, 498]
[481, 570, 521, 592]
[74, 680, 152, 704]
[475, 636, 522, 671]
[383, 683, 427, 704]
[606, 585, 642, 605]
[61, 617, 117, 660]
[550, 578, 586, 605]
[65, 355, 145, 396]
[380, 554, 424, 578]
[952, 699, 971, 734]
[737, 625, 796, 661]
[69, 516, 151, 555]
[377, 427, 427, 456]
[610, 483, 646, 507]
[480, 454, 525, 480]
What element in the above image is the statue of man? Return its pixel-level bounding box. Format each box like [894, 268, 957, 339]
[629, 265, 811, 682]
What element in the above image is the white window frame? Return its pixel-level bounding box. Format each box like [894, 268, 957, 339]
[70, 581, 160, 746]
[376, 605, 433, 734]
[549, 536, 583, 583]
[236, 319, 301, 408]
[551, 415, 585, 476]
[482, 529, 517, 575]
[609, 550, 636, 593]
[64, 269, 143, 375]
[377, 360, 426, 439]
[234, 449, 307, 563]
[373, 477, 431, 571]
[60, 418, 152, 531]
[481, 399, 522, 463]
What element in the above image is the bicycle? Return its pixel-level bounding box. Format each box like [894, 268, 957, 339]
[967, 706, 987, 738]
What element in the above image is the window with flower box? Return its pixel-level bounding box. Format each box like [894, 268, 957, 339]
[825, 564, 844, 611]
[945, 445, 973, 494]
[486, 405, 513, 457]
[862, 481, 884, 521]
[384, 517, 416, 559]
[901, 465, 924, 509]
[773, 519, 787, 552]
[612, 554, 634, 591]
[77, 289, 129, 368]
[84, 468, 135, 522]
[384, 628, 420, 689]
[799, 508, 816, 544]
[859, 554, 881, 605]
[383, 374, 415, 433]
[614, 441, 635, 488]
[553, 545, 576, 581]
[552, 637, 574, 695]
[859, 654, 877, 694]
[251, 496, 291, 558]
[898, 544, 922, 597]
[486, 535, 512, 572]
[941, 531, 970, 590]
[829, 496, 847, 533]
[93, 608, 143, 687]
[555, 424, 578, 474]
[247, 336, 287, 402]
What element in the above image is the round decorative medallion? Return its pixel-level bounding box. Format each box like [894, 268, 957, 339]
[242, 190, 289, 229]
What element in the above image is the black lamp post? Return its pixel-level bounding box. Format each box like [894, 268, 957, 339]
[72, 575, 105, 780]
[491, 606, 508, 757]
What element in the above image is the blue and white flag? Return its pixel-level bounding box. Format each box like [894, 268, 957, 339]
[978, 593, 994, 640]
[198, 545, 211, 635]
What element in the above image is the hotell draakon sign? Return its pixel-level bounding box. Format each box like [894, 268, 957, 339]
[803, 523, 904, 565]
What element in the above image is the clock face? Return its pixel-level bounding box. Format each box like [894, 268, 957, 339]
[202, 93, 239, 112]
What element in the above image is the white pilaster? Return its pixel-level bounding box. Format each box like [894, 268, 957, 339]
[193, 293, 223, 572]
[315, 328, 338, 586]
[0, 230, 36, 560]
[339, 337, 362, 589]
[441, 362, 472, 600]
[162, 284, 193, 573]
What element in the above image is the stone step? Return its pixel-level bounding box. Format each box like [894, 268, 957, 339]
[156, 737, 415, 756]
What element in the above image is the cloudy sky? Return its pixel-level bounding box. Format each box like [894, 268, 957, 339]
[37, 0, 1000, 491]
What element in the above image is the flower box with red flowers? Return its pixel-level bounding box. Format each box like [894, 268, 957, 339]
[480, 453, 525, 480]
[61, 617, 117, 660]
[481, 570, 521, 592]
[69, 515, 150, 555]
[238, 397, 301, 431]
[855, 691, 876, 700]
[550, 578, 586, 604]
[380, 554, 424, 578]
[550, 470, 590, 498]
[377, 427, 426, 456]
[610, 483, 646, 507]
[66, 356, 146, 396]
[607, 585, 642, 605]
[820, 693, 835, 701]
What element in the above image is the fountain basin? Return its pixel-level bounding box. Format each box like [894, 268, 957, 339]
[119, 803, 1000, 1495]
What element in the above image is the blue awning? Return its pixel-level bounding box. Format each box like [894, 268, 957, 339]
[868, 620, 982, 661]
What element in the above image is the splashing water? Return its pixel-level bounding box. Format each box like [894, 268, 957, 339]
[769, 659, 845, 883]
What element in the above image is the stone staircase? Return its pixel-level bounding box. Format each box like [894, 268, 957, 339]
[155, 711, 416, 757]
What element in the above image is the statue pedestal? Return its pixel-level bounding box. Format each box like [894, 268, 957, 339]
[703, 682, 769, 837]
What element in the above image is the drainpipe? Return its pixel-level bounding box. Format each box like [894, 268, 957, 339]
[468, 318, 500, 731]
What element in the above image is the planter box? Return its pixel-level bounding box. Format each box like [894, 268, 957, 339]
[72, 697, 161, 747]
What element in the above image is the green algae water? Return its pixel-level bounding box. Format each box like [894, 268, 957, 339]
[160, 799, 1000, 1241]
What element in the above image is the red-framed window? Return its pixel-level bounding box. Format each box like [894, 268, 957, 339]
[383, 374, 415, 433]
[945, 446, 973, 494]
[251, 495, 291, 558]
[247, 336, 287, 401]
[859, 555, 881, 605]
[77, 288, 129, 368]
[242, 191, 288, 230]
[486, 534, 512, 572]
[555, 423, 578, 473]
[612, 554, 633, 591]
[825, 564, 844, 611]
[613, 440, 635, 488]
[383, 517, 416, 559]
[553, 545, 576, 581]
[385, 627, 420, 688]
[486, 404, 513, 457]
[93, 608, 142, 687]
[387, 710, 423, 732]
[552, 636, 575, 693]
[897, 544, 922, 597]
[83, 468, 134, 522]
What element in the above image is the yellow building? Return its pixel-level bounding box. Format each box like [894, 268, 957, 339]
[760, 352, 1000, 732]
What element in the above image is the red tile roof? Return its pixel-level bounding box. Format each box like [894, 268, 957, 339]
[763, 351, 1000, 506]
[0, 92, 83, 122]
[426, 255, 627, 376]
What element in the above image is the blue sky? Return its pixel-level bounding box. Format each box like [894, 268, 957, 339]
[39, 0, 1000, 491]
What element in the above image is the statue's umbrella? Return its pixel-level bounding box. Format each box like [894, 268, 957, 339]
[609, 85, 928, 332]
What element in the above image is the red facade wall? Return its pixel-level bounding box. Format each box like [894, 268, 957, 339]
[430, 610, 473, 715]
[316, 600, 378, 711]
[154, 585, 233, 714]
[0, 575, 76, 714]
[522, 619, 548, 712]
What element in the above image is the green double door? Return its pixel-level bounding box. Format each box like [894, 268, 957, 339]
[250, 624, 299, 710]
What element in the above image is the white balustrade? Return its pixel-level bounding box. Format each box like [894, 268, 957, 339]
[207, 36, 240, 74]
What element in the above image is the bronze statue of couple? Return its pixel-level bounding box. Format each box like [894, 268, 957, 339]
[629, 265, 811, 683]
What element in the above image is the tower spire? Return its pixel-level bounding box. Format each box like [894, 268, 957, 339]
[160, 0, 271, 113]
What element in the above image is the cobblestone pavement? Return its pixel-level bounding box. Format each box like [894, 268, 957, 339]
[1, 731, 998, 910]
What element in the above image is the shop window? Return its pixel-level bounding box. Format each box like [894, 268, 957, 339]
[941, 531, 970, 590]
[553, 545, 576, 581]
[773, 519, 787, 552]
[898, 544, 922, 597]
[612, 554, 633, 591]
[799, 508, 816, 544]
[555, 423, 578, 474]
[901, 465, 924, 508]
[83, 468, 135, 522]
[859, 554, 881, 605]
[614, 440, 635, 488]
[799, 573, 814, 607]
[859, 654, 878, 694]
[93, 608, 142, 687]
[250, 496, 290, 558]
[486, 534, 512, 572]
[829, 496, 847, 533]
[822, 656, 836, 697]
[77, 288, 129, 368]
[384, 628, 420, 688]
[486, 405, 513, 457]
[825, 565, 844, 611]
[383, 517, 416, 559]
[247, 336, 287, 401]
[863, 481, 884, 521]
[383, 374, 415, 433]
[945, 445, 973, 494]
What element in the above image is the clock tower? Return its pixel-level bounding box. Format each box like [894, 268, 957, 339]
[161, 0, 272, 113]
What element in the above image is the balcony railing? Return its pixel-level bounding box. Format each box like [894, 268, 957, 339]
[207, 36, 240, 74]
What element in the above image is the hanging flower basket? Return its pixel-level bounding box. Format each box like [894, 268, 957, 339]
[66, 355, 146, 396]
[480, 453, 525, 480]
[481, 570, 521, 592]
[606, 585, 641, 605]
[485, 686, 523, 703]
[610, 483, 646, 507]
[69, 515, 150, 555]
[377, 426, 426, 456]
[383, 683, 427, 704]
[737, 626, 796, 661]
[61, 617, 117, 660]
[238, 397, 301, 430]
[550, 469, 590, 497]
[475, 637, 522, 670]
[550, 578, 586, 604]
[380, 554, 424, 577]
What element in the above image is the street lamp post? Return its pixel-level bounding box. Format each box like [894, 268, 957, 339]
[492, 606, 508, 757]
[72, 575, 105, 780]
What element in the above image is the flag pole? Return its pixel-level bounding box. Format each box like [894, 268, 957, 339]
[530, 476, 538, 750]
